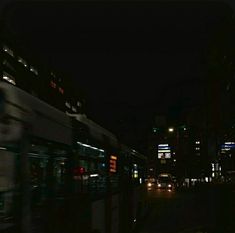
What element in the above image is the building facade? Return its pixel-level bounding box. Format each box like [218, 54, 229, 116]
[0, 32, 85, 115]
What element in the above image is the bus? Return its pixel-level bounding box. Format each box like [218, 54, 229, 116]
[0, 82, 147, 233]
[156, 173, 174, 190]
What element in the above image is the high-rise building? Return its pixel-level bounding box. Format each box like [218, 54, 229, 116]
[0, 29, 86, 115]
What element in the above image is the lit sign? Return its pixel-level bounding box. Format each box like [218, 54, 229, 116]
[111, 155, 117, 160]
[158, 150, 171, 153]
[158, 144, 171, 159]
[221, 144, 235, 149]
[165, 153, 171, 158]
[159, 173, 169, 177]
[158, 144, 169, 147]
[109, 155, 117, 173]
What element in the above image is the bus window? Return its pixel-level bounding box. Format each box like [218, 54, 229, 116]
[29, 156, 48, 206]
[30, 157, 48, 186]
[53, 157, 68, 185]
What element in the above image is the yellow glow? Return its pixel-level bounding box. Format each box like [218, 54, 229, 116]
[159, 173, 170, 177]
[109, 156, 117, 172]
[168, 127, 174, 132]
[110, 155, 117, 160]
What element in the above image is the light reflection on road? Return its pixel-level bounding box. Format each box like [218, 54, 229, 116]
[147, 186, 176, 199]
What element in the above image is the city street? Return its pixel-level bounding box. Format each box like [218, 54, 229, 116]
[1, 2, 235, 233]
[135, 185, 235, 233]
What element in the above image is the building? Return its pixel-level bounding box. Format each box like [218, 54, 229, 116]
[147, 115, 177, 177]
[148, 107, 212, 183]
[0, 29, 85, 115]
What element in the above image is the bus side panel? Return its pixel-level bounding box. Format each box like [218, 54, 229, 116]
[111, 194, 119, 233]
[0, 150, 15, 212]
[92, 199, 106, 233]
[32, 113, 72, 145]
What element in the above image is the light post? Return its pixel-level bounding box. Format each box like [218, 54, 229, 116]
[168, 126, 185, 181]
[168, 127, 174, 133]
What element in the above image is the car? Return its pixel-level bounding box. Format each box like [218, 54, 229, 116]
[146, 177, 156, 190]
[157, 174, 174, 190]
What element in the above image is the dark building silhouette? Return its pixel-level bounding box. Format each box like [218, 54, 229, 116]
[0, 27, 86, 115]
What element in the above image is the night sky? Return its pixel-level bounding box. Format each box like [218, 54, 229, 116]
[2, 1, 234, 152]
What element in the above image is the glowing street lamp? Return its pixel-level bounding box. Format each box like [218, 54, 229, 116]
[168, 127, 174, 133]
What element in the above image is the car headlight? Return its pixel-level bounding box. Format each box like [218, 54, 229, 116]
[168, 184, 172, 188]
[147, 182, 152, 187]
[158, 183, 161, 187]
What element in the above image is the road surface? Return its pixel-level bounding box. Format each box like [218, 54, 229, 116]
[135, 184, 235, 233]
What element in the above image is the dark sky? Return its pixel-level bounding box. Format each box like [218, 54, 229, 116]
[2, 1, 234, 151]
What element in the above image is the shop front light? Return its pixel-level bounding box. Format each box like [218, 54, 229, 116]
[158, 183, 161, 187]
[147, 182, 152, 187]
[168, 184, 172, 188]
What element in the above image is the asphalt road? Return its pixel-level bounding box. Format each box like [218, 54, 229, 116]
[135, 184, 235, 233]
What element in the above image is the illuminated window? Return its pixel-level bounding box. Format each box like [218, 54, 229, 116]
[65, 102, 71, 108]
[58, 87, 64, 94]
[77, 101, 82, 107]
[18, 57, 27, 67]
[3, 45, 14, 57]
[132, 164, 138, 178]
[153, 127, 159, 133]
[109, 155, 117, 173]
[50, 80, 56, 89]
[71, 106, 77, 112]
[50, 72, 56, 78]
[2, 72, 16, 85]
[30, 66, 38, 75]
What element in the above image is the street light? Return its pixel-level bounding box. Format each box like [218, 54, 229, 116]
[168, 127, 174, 133]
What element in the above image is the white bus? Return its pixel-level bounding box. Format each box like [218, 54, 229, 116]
[0, 82, 147, 233]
